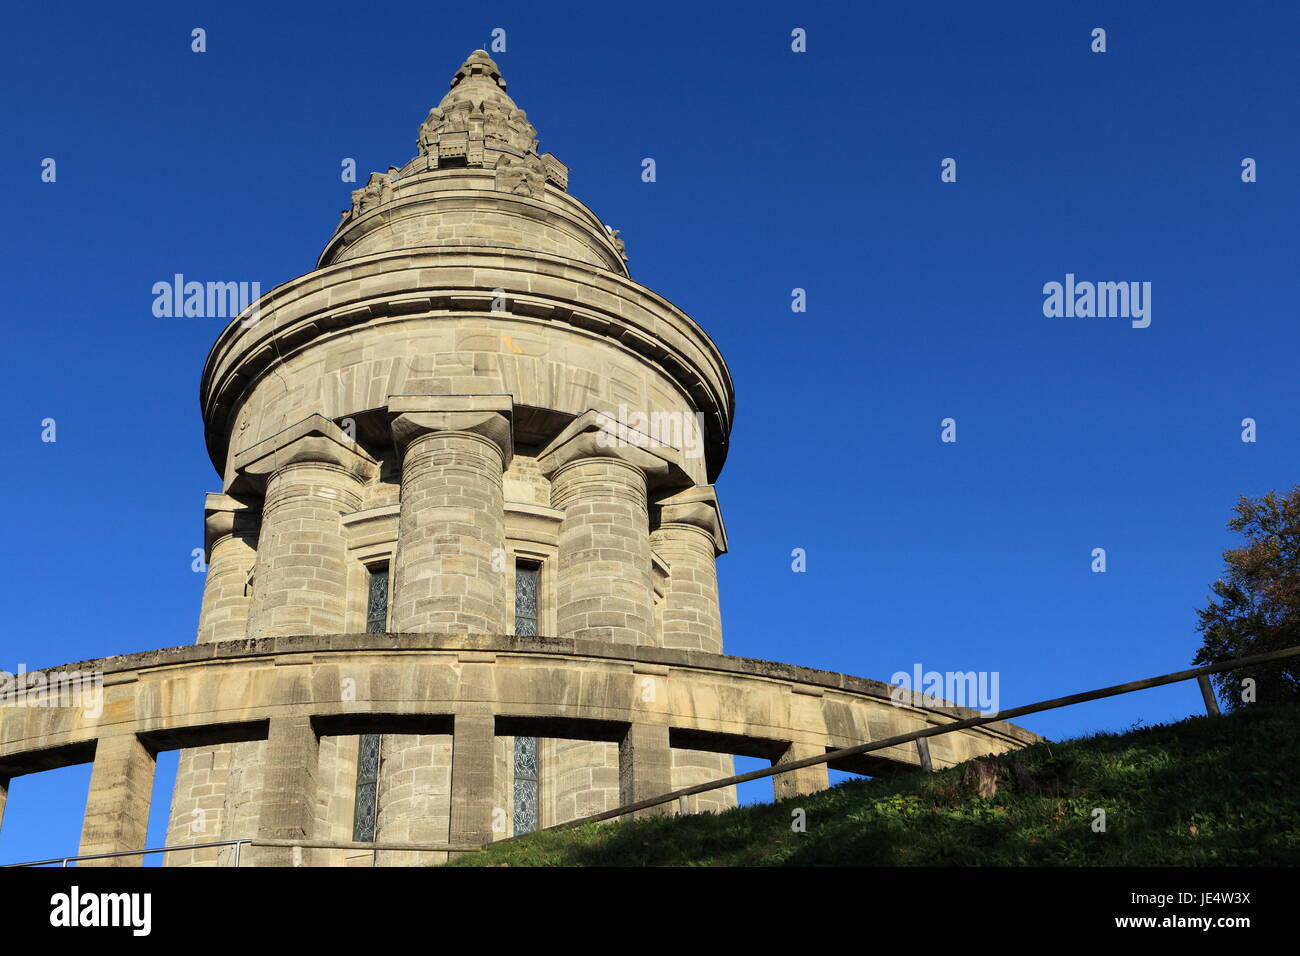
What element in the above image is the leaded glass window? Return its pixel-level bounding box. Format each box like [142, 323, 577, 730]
[514, 562, 539, 636]
[513, 561, 541, 833]
[366, 567, 389, 633]
[513, 734, 539, 835]
[355, 567, 389, 842]
[353, 733, 381, 842]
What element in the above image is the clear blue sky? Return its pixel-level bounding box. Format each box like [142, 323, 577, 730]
[2, 0, 1296, 864]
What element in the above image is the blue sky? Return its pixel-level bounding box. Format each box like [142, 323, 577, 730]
[1, 0, 1296, 863]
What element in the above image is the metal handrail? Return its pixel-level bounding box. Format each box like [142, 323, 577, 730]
[3, 838, 479, 868]
[500, 644, 1300, 839]
[4, 840, 251, 868]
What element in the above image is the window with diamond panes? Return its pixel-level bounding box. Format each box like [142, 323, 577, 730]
[513, 561, 541, 833]
[353, 732, 381, 842]
[513, 734, 539, 834]
[514, 562, 539, 636]
[366, 567, 389, 634]
[354, 566, 389, 841]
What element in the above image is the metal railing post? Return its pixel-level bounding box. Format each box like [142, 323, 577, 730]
[1197, 675, 1222, 715]
[915, 737, 934, 772]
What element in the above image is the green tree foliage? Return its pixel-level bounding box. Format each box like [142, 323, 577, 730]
[1194, 488, 1300, 711]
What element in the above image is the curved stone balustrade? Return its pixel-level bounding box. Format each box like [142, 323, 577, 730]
[0, 634, 1040, 866]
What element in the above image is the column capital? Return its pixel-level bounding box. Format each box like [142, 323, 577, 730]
[654, 484, 728, 554]
[232, 414, 378, 485]
[203, 492, 259, 557]
[538, 410, 690, 489]
[387, 394, 513, 467]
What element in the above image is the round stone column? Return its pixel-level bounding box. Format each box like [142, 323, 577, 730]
[388, 396, 513, 633]
[167, 417, 375, 867]
[166, 495, 260, 866]
[195, 494, 259, 645]
[377, 397, 512, 862]
[539, 411, 689, 647]
[240, 419, 377, 638]
[650, 486, 727, 654]
[549, 457, 655, 645]
[650, 485, 735, 813]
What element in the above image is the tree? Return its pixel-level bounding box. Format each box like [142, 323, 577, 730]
[1193, 488, 1300, 711]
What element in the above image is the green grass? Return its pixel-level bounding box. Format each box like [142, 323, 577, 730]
[446, 703, 1300, 866]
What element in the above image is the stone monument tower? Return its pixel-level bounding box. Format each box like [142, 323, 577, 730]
[164, 50, 737, 864]
[0, 52, 1039, 871]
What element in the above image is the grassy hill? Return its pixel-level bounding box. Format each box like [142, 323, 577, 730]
[447, 703, 1300, 866]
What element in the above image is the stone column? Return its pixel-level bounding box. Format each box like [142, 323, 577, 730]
[618, 723, 674, 819]
[170, 417, 372, 867]
[197, 494, 259, 644]
[254, 713, 320, 867]
[79, 734, 156, 866]
[388, 395, 513, 634]
[652, 485, 727, 653]
[771, 741, 830, 800]
[236, 421, 373, 862]
[0, 777, 8, 834]
[651, 485, 736, 813]
[240, 418, 376, 637]
[372, 398, 510, 864]
[166, 495, 260, 866]
[448, 714, 496, 851]
[539, 411, 688, 646]
[374, 733, 453, 866]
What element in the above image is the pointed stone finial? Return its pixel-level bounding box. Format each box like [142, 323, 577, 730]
[401, 50, 569, 194]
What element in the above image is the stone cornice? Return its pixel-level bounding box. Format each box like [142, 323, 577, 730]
[200, 248, 734, 483]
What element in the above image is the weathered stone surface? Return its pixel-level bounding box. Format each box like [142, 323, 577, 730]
[449, 714, 496, 852]
[254, 714, 319, 867]
[772, 740, 830, 800]
[390, 398, 512, 635]
[78, 734, 155, 866]
[619, 723, 673, 818]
